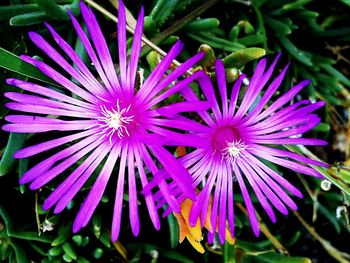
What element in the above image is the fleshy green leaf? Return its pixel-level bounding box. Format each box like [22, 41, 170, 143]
[0, 133, 26, 176]
[0, 47, 57, 86]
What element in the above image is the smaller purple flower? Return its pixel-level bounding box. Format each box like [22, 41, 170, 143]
[149, 55, 328, 244]
[2, 1, 205, 240]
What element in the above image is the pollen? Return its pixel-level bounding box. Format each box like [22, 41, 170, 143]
[97, 100, 134, 144]
[222, 140, 247, 163]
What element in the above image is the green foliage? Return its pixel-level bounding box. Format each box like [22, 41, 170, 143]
[0, 0, 349, 262]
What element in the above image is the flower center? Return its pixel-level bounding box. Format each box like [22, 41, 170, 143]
[222, 140, 247, 163]
[211, 125, 247, 163]
[98, 100, 134, 143]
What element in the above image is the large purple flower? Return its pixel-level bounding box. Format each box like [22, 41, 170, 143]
[2, 1, 206, 240]
[150, 56, 328, 244]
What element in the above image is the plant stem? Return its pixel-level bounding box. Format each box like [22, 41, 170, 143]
[294, 211, 350, 263]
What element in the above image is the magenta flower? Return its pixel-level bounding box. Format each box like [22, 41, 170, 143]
[150, 55, 328, 244]
[2, 1, 205, 240]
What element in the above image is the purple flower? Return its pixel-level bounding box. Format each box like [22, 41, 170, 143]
[2, 1, 205, 240]
[150, 55, 328, 244]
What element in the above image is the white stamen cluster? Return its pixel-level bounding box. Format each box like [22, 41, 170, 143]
[97, 100, 133, 144]
[222, 140, 247, 164]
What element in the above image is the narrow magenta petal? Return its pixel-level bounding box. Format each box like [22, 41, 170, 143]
[198, 162, 219, 227]
[151, 118, 210, 133]
[147, 126, 209, 148]
[134, 145, 160, 230]
[227, 166, 235, 237]
[215, 59, 228, 117]
[256, 80, 311, 121]
[197, 74, 221, 120]
[218, 164, 228, 244]
[143, 52, 204, 105]
[148, 69, 206, 107]
[14, 129, 96, 158]
[73, 143, 121, 233]
[30, 140, 100, 190]
[20, 55, 98, 104]
[244, 63, 289, 125]
[234, 164, 260, 236]
[111, 145, 127, 241]
[245, 153, 298, 210]
[247, 100, 311, 129]
[180, 86, 215, 126]
[28, 31, 104, 96]
[54, 144, 112, 213]
[251, 137, 327, 146]
[118, 0, 127, 87]
[128, 146, 140, 236]
[79, 2, 121, 94]
[5, 92, 90, 113]
[254, 151, 323, 178]
[250, 115, 320, 137]
[127, 6, 144, 89]
[20, 135, 98, 184]
[234, 58, 267, 119]
[6, 78, 96, 110]
[150, 145, 195, 200]
[238, 159, 277, 222]
[137, 40, 184, 102]
[251, 145, 328, 167]
[209, 170, 222, 242]
[228, 74, 245, 117]
[5, 102, 98, 119]
[156, 101, 210, 118]
[43, 144, 110, 210]
[67, 8, 117, 96]
[237, 54, 281, 120]
[240, 159, 289, 215]
[45, 22, 107, 96]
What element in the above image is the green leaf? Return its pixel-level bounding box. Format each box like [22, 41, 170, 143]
[321, 64, 350, 86]
[150, 0, 179, 27]
[236, 35, 265, 46]
[184, 18, 220, 32]
[62, 242, 77, 260]
[18, 158, 29, 193]
[52, 223, 72, 246]
[282, 0, 312, 11]
[34, 0, 69, 20]
[279, 36, 313, 66]
[92, 248, 103, 259]
[222, 48, 266, 68]
[98, 231, 111, 248]
[167, 214, 179, 249]
[313, 123, 330, 133]
[9, 241, 29, 263]
[0, 4, 40, 21]
[188, 32, 245, 52]
[223, 242, 236, 263]
[266, 16, 292, 35]
[0, 47, 57, 86]
[10, 10, 48, 26]
[10, 231, 52, 243]
[49, 246, 63, 257]
[0, 133, 26, 176]
[339, 0, 350, 6]
[253, 251, 311, 263]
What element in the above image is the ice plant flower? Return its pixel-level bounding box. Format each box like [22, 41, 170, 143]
[2, 1, 206, 240]
[149, 55, 328, 244]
